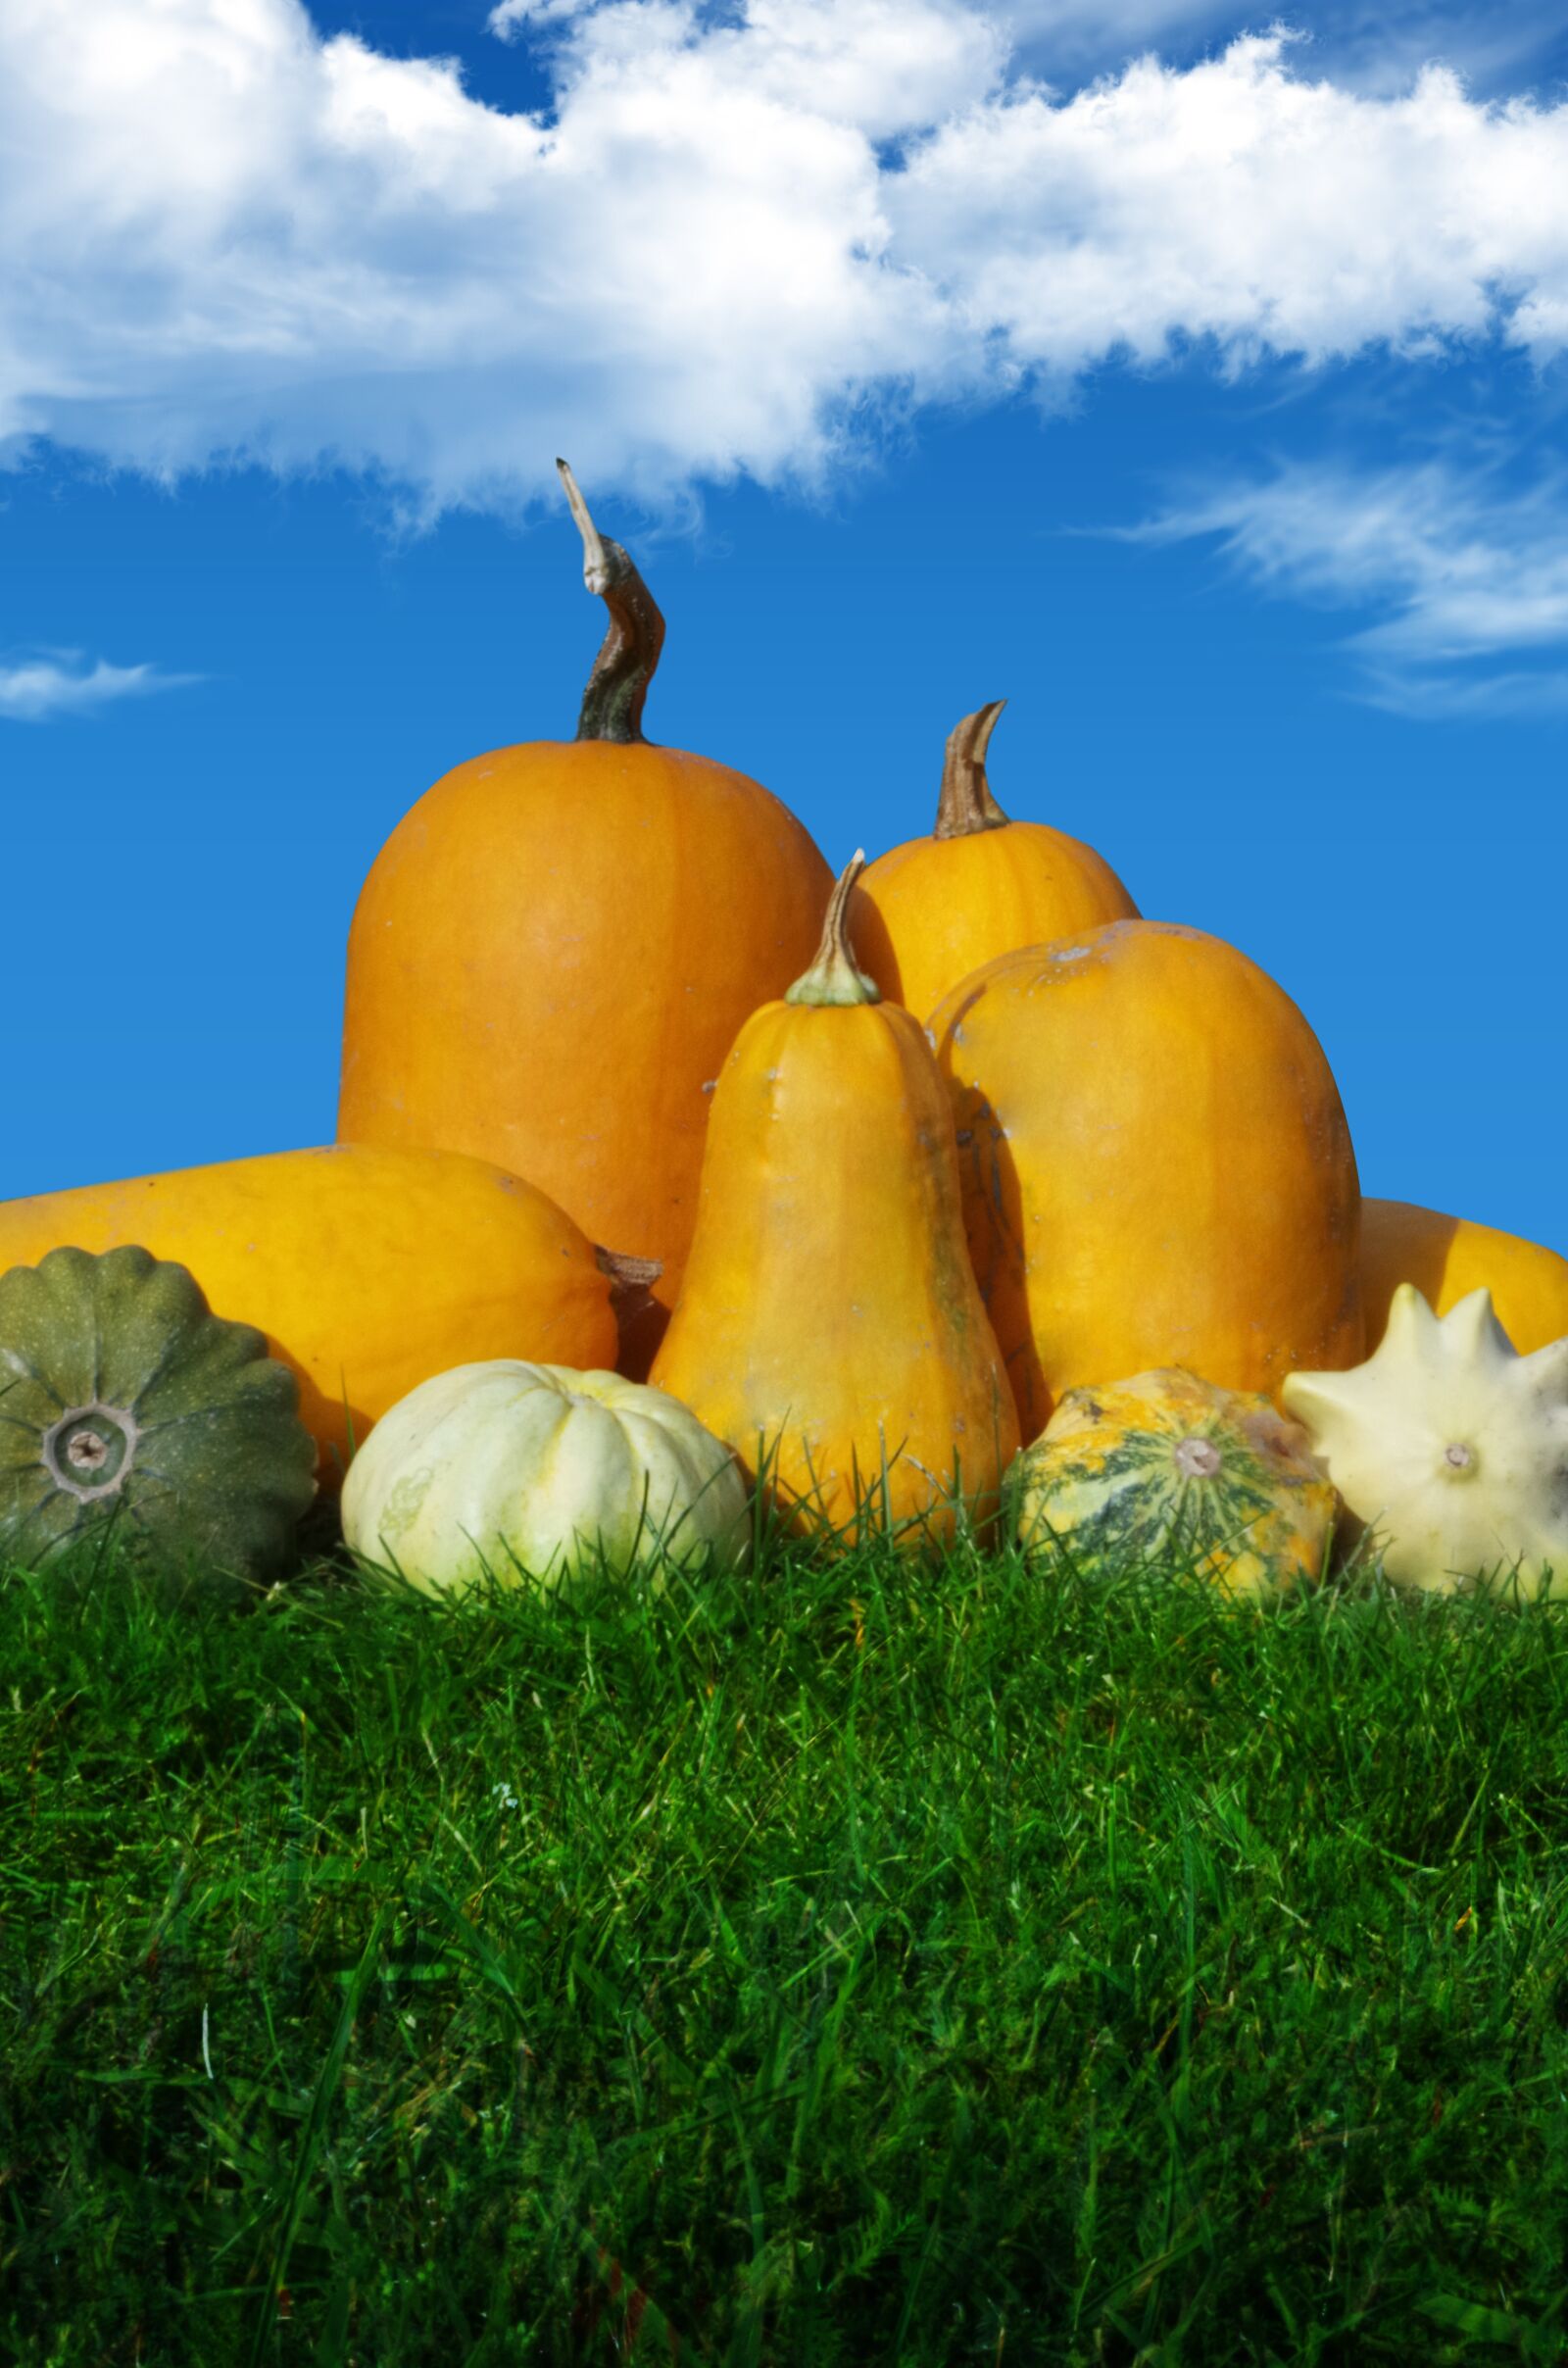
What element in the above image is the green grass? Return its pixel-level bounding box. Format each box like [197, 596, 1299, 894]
[5, 1515, 1568, 2366]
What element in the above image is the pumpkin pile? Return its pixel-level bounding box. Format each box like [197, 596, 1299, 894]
[3, 460, 1565, 1601]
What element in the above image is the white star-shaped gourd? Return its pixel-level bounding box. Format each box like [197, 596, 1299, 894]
[1281, 1284, 1568, 1597]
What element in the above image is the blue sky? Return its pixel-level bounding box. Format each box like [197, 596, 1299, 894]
[3, 0, 1566, 1252]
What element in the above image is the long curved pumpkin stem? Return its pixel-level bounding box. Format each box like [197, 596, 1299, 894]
[558, 459, 666, 746]
[786, 853, 882, 1008]
[933, 701, 1010, 839]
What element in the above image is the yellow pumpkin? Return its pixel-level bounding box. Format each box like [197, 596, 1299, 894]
[848, 701, 1138, 1022]
[0, 1146, 617, 1487]
[650, 857, 1019, 1548]
[930, 920, 1364, 1438]
[1361, 1199, 1568, 1357]
[336, 462, 832, 1376]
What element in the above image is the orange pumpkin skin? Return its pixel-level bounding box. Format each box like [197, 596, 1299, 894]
[1362, 1199, 1568, 1355]
[0, 1146, 616, 1488]
[849, 703, 1138, 1021]
[336, 466, 832, 1376]
[337, 739, 830, 1363]
[931, 920, 1364, 1439]
[650, 868, 1019, 1548]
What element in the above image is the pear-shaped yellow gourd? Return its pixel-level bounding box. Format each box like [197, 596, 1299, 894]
[649, 856, 1020, 1548]
[1283, 1285, 1568, 1597]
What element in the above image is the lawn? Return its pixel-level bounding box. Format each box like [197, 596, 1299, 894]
[5, 1518, 1568, 2365]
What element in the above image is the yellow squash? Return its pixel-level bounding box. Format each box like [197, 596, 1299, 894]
[650, 857, 1019, 1548]
[849, 701, 1138, 1022]
[336, 463, 831, 1375]
[1362, 1199, 1568, 1356]
[0, 1145, 618, 1487]
[931, 920, 1364, 1438]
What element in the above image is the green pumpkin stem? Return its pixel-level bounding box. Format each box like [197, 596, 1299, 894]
[558, 458, 665, 746]
[785, 853, 882, 1008]
[933, 701, 1010, 839]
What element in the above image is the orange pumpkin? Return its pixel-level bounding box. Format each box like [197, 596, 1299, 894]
[849, 701, 1139, 1021]
[336, 462, 832, 1374]
[650, 858, 1019, 1548]
[0, 1145, 617, 1488]
[930, 920, 1364, 1438]
[1361, 1199, 1568, 1355]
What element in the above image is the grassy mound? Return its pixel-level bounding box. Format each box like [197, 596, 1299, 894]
[4, 1525, 1568, 2364]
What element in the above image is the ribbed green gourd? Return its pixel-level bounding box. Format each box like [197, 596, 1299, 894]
[1012, 1367, 1337, 1602]
[0, 1245, 318, 1589]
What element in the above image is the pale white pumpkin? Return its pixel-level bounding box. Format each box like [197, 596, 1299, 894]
[341, 1360, 751, 1599]
[1282, 1285, 1568, 1597]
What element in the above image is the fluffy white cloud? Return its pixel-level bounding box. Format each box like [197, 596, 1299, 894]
[0, 0, 975, 512]
[891, 35, 1568, 375]
[1124, 458, 1568, 714]
[0, 651, 201, 722]
[1, 1, 1567, 516]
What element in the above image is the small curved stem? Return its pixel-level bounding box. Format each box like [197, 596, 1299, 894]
[558, 459, 665, 745]
[933, 700, 1010, 839]
[594, 1246, 665, 1375]
[594, 1246, 663, 1295]
[785, 853, 881, 1008]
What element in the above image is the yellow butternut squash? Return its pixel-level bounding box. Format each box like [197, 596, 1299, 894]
[1361, 1199, 1568, 1356]
[931, 920, 1364, 1436]
[651, 858, 1019, 1547]
[0, 1145, 618, 1487]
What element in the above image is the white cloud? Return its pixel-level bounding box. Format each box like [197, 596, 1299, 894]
[995, 0, 1568, 96]
[889, 35, 1568, 377]
[489, 0, 1004, 123]
[490, 0, 593, 31]
[0, 651, 201, 722]
[1, 3, 1567, 518]
[1124, 458, 1568, 714]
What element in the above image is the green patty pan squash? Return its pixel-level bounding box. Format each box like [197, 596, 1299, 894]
[0, 1245, 318, 1590]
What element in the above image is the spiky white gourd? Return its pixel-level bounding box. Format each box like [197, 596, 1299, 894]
[342, 1361, 750, 1600]
[1282, 1286, 1568, 1597]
